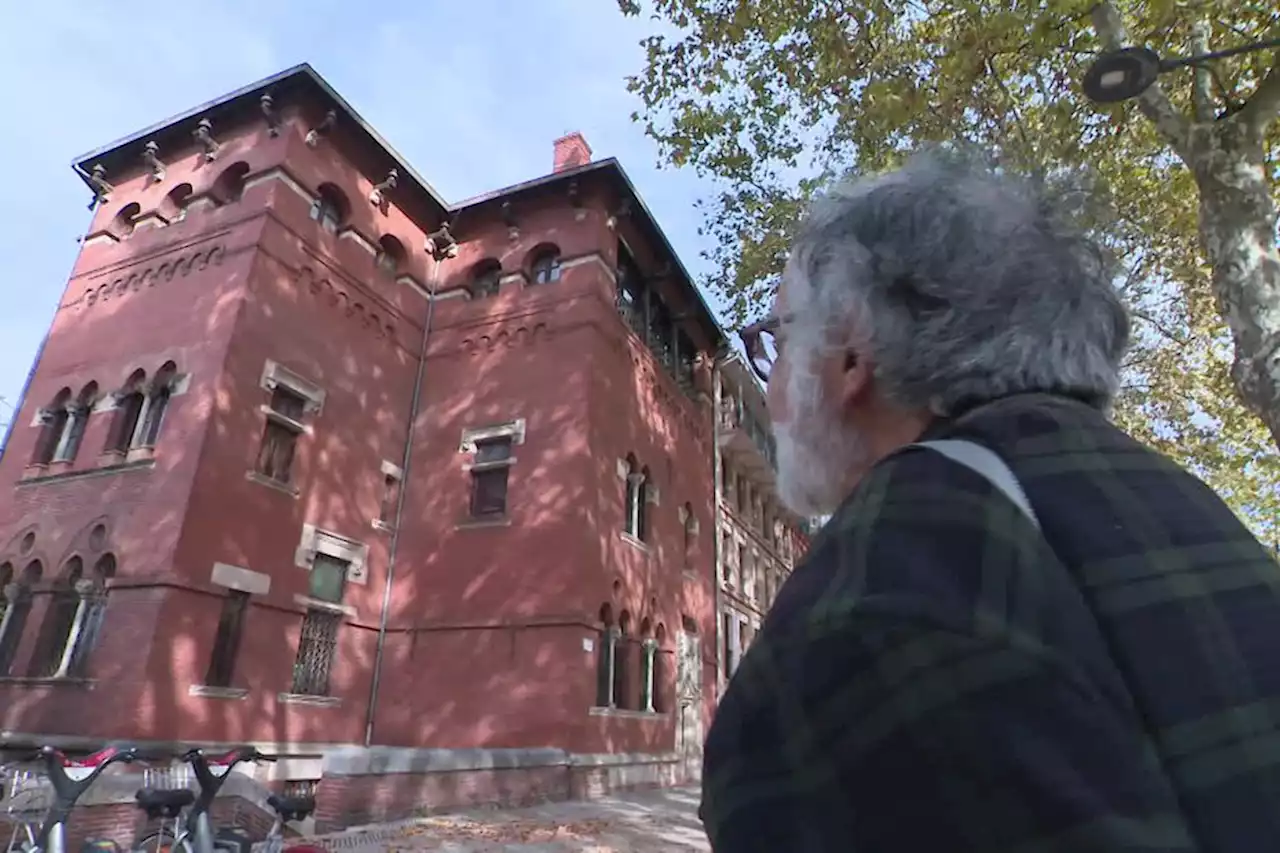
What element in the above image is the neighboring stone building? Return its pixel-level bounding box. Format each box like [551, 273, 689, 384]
[712, 357, 810, 692]
[0, 63, 809, 835]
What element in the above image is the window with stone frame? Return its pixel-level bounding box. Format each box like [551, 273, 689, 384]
[290, 553, 348, 696]
[135, 362, 178, 449]
[379, 473, 401, 526]
[529, 247, 562, 284]
[58, 382, 98, 463]
[31, 388, 72, 466]
[470, 259, 502, 300]
[622, 455, 652, 541]
[309, 184, 348, 234]
[0, 561, 40, 677]
[204, 589, 250, 688]
[104, 370, 148, 455]
[469, 437, 513, 519]
[257, 385, 308, 484]
[595, 603, 618, 707]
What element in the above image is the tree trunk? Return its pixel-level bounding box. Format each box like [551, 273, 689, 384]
[1188, 120, 1280, 448]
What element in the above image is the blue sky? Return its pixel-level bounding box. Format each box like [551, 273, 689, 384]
[0, 1, 726, 433]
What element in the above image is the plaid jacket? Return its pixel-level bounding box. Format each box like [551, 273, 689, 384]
[701, 393, 1280, 852]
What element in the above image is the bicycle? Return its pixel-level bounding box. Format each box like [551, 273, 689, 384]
[1, 744, 138, 853]
[132, 748, 323, 853]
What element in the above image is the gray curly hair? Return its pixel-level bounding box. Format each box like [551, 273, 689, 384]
[784, 150, 1131, 415]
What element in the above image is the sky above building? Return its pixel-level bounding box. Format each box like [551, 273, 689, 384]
[0, 1, 733, 432]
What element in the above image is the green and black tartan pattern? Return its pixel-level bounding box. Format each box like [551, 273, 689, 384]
[700, 393, 1280, 852]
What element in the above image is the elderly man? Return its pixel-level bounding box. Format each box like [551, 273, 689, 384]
[699, 152, 1280, 852]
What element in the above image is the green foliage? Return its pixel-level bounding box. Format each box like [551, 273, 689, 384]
[620, 0, 1280, 541]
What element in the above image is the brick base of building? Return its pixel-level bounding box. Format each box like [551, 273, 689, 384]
[0, 747, 690, 847]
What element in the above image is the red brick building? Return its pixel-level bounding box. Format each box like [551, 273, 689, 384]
[0, 64, 808, 831]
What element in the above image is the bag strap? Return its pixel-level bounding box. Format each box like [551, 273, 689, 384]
[911, 439, 1041, 530]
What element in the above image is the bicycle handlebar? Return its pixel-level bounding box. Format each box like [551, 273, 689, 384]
[176, 746, 278, 818]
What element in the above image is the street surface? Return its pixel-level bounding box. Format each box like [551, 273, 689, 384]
[307, 786, 708, 852]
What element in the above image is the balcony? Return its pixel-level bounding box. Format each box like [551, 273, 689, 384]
[717, 396, 776, 481]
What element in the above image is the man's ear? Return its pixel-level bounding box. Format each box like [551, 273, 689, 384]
[838, 350, 873, 410]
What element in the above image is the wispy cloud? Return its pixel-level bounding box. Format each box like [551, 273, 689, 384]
[0, 1, 726, 415]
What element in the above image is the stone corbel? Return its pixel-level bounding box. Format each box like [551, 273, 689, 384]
[260, 93, 282, 137]
[192, 119, 220, 162]
[142, 141, 165, 182]
[368, 169, 398, 208]
[424, 222, 458, 262]
[502, 200, 519, 241]
[305, 109, 337, 148]
[87, 164, 113, 211]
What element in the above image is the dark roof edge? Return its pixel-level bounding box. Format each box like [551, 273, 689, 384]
[69, 63, 449, 215]
[453, 159, 728, 350]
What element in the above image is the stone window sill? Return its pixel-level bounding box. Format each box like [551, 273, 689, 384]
[188, 685, 249, 700]
[0, 676, 95, 689]
[17, 458, 155, 487]
[618, 531, 651, 554]
[589, 707, 668, 720]
[246, 470, 300, 497]
[456, 516, 511, 530]
[277, 692, 342, 707]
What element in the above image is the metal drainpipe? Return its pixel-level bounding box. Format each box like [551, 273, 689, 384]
[1, 199, 98, 464]
[363, 253, 444, 747]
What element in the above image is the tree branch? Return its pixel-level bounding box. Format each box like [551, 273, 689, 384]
[1090, 2, 1191, 156]
[1235, 49, 1280, 137]
[1190, 22, 1215, 122]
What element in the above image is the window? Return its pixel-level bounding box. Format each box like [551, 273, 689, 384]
[30, 558, 83, 677]
[736, 544, 747, 589]
[681, 503, 697, 565]
[290, 608, 342, 696]
[67, 554, 114, 677]
[137, 363, 177, 449]
[256, 386, 308, 484]
[379, 473, 400, 526]
[614, 611, 633, 709]
[530, 248, 562, 284]
[32, 388, 72, 466]
[105, 370, 147, 455]
[212, 162, 250, 205]
[623, 455, 650, 541]
[469, 437, 513, 519]
[0, 561, 41, 676]
[721, 612, 734, 679]
[205, 590, 250, 688]
[309, 184, 348, 234]
[308, 553, 349, 603]
[58, 383, 98, 463]
[376, 235, 405, 274]
[470, 260, 502, 299]
[596, 603, 617, 707]
[652, 624, 668, 713]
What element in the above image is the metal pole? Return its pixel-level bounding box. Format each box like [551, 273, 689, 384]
[363, 254, 444, 746]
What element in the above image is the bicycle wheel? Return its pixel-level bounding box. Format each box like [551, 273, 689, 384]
[132, 829, 193, 853]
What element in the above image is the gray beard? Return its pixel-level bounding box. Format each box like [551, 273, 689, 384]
[773, 368, 868, 517]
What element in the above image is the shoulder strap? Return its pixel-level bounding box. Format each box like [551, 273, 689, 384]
[911, 439, 1041, 530]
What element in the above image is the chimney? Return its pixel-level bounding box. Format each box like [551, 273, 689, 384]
[553, 132, 592, 173]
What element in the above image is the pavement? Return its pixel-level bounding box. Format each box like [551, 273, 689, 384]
[305, 786, 709, 852]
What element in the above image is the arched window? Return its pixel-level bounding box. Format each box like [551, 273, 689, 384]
[310, 183, 348, 234]
[596, 603, 616, 708]
[529, 247, 562, 285]
[68, 554, 115, 676]
[652, 623, 668, 713]
[0, 561, 40, 676]
[469, 259, 502, 300]
[162, 183, 194, 224]
[30, 557, 83, 677]
[376, 234, 405, 274]
[623, 455, 649, 541]
[212, 162, 250, 205]
[137, 362, 177, 449]
[31, 388, 72, 466]
[106, 369, 147, 455]
[108, 202, 141, 240]
[57, 382, 98, 464]
[681, 502, 697, 564]
[614, 610, 633, 709]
